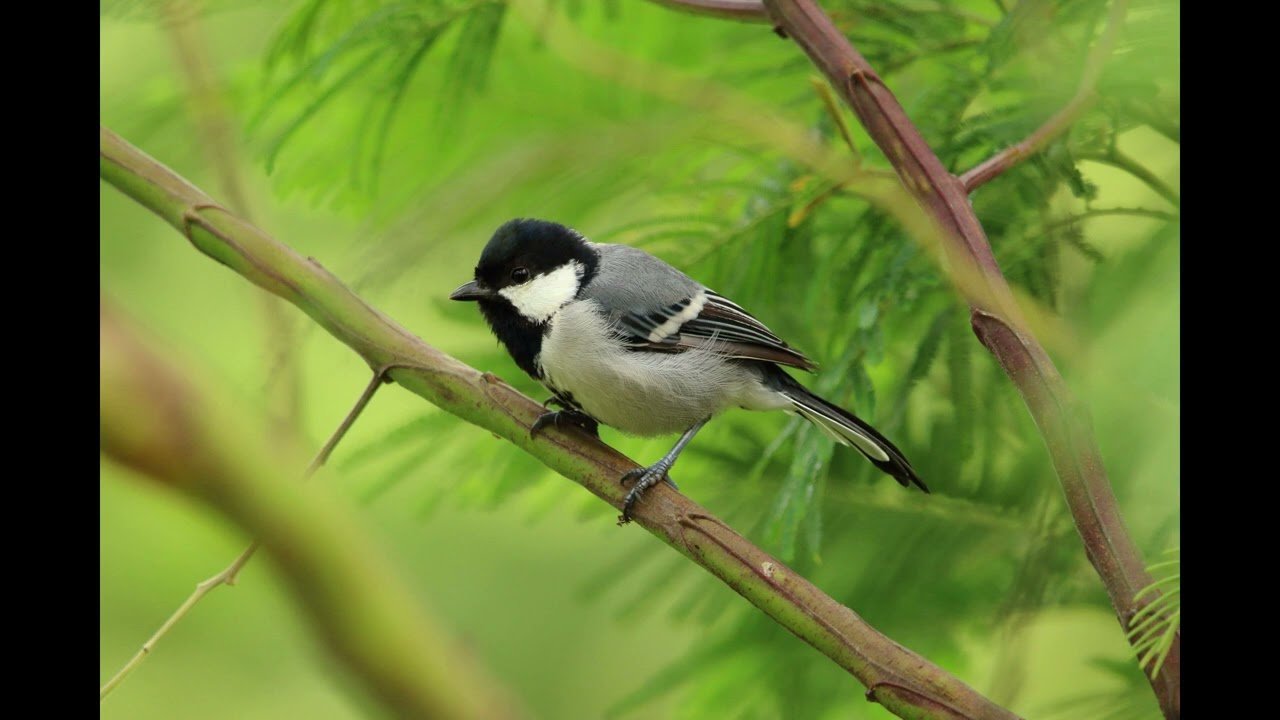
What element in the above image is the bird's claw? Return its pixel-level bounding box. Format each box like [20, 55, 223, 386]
[530, 409, 599, 439]
[617, 464, 677, 525]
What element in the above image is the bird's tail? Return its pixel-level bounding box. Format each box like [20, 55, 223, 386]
[769, 370, 927, 492]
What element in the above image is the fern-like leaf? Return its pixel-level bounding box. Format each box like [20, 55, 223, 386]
[1127, 548, 1180, 679]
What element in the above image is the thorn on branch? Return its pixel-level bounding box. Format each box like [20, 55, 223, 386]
[772, 25, 788, 38]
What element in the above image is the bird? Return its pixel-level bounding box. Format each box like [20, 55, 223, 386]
[450, 218, 927, 523]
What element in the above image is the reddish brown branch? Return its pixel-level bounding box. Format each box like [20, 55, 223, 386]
[749, 1, 1178, 716]
[648, 0, 768, 22]
[959, 0, 1129, 193]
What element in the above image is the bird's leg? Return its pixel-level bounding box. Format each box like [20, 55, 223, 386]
[531, 407, 600, 439]
[618, 418, 708, 525]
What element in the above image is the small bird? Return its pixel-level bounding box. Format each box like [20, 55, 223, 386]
[450, 218, 927, 523]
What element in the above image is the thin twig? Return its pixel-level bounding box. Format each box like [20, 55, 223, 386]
[98, 543, 257, 700]
[99, 371, 387, 701]
[1040, 207, 1179, 232]
[959, 0, 1129, 193]
[1078, 149, 1181, 209]
[307, 370, 390, 474]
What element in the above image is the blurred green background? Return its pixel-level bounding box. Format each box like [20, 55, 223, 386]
[101, 1, 1179, 718]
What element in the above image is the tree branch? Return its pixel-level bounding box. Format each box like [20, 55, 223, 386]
[101, 125, 1016, 720]
[647, 0, 768, 22]
[100, 299, 522, 719]
[747, 1, 1178, 716]
[959, 0, 1129, 193]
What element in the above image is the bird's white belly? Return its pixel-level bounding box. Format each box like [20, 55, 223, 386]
[537, 301, 781, 436]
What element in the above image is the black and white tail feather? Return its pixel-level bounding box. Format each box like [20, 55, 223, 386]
[767, 369, 928, 492]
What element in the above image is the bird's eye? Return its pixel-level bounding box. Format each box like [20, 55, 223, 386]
[510, 267, 531, 283]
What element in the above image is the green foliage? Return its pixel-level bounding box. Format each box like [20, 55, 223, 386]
[252, 0, 509, 186]
[1128, 549, 1180, 679]
[101, 0, 1179, 717]
[1040, 656, 1163, 720]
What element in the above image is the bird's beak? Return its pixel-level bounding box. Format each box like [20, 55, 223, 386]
[449, 280, 492, 302]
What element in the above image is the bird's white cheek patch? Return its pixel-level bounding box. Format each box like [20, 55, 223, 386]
[500, 261, 583, 323]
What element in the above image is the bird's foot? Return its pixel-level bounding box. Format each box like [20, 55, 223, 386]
[530, 409, 599, 439]
[617, 460, 678, 525]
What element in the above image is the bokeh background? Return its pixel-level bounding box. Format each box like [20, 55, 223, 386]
[101, 1, 1179, 718]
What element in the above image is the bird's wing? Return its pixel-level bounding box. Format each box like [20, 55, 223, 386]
[581, 244, 816, 372]
[619, 289, 817, 372]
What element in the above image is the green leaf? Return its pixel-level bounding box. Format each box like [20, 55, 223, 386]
[1126, 548, 1180, 679]
[437, 2, 507, 124]
[265, 49, 386, 173]
[763, 424, 834, 561]
[946, 312, 975, 462]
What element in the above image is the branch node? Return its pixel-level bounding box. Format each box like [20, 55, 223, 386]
[188, 201, 225, 214]
[865, 682, 973, 720]
[372, 361, 416, 384]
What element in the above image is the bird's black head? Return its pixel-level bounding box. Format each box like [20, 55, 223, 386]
[474, 218, 598, 294]
[450, 219, 599, 306]
[450, 218, 600, 379]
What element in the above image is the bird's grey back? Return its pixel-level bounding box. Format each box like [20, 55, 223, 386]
[580, 243, 702, 318]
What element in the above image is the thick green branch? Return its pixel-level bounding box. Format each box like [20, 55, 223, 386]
[100, 300, 521, 720]
[749, 2, 1178, 716]
[101, 125, 1016, 720]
